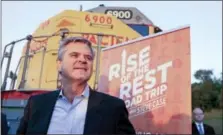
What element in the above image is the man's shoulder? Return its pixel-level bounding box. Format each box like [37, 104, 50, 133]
[204, 123, 215, 133]
[204, 123, 214, 129]
[192, 122, 197, 128]
[29, 90, 60, 101]
[93, 90, 125, 106]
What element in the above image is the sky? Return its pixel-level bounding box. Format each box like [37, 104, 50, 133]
[1, 1, 222, 88]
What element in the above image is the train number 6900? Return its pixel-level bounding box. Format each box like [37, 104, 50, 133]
[105, 10, 133, 20]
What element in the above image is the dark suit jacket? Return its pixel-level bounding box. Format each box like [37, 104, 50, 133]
[192, 122, 215, 135]
[1, 112, 9, 135]
[16, 89, 136, 134]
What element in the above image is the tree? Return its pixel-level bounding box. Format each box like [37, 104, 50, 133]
[219, 89, 223, 108]
[194, 69, 213, 82]
[192, 70, 222, 111]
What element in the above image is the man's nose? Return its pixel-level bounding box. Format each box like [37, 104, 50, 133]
[78, 55, 87, 63]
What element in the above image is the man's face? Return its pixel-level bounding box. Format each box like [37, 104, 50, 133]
[193, 108, 204, 123]
[57, 42, 94, 82]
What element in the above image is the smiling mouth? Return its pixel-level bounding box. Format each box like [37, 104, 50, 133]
[73, 68, 87, 71]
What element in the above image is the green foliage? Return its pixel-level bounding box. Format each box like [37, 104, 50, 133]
[194, 69, 213, 82]
[218, 90, 222, 108]
[192, 70, 222, 112]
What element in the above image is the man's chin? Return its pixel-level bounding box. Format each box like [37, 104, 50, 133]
[71, 76, 89, 82]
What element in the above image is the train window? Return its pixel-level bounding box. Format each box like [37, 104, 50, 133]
[154, 26, 162, 33]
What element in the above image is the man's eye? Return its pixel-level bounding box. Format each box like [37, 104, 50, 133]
[86, 55, 93, 61]
[71, 54, 78, 57]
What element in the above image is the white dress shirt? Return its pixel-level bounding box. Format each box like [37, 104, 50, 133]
[195, 122, 205, 134]
[47, 85, 90, 134]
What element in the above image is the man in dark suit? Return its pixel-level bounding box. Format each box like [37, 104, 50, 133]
[1, 112, 9, 135]
[17, 37, 136, 134]
[192, 107, 215, 135]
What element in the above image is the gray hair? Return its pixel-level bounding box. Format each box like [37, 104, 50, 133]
[57, 37, 95, 61]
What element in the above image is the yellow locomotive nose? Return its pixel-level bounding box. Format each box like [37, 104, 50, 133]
[16, 10, 141, 90]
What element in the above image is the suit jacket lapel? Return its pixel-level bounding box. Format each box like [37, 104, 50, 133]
[203, 124, 208, 134]
[192, 122, 199, 134]
[32, 90, 60, 134]
[84, 89, 103, 134]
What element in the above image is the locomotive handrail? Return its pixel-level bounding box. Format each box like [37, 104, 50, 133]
[1, 33, 61, 91]
[1, 29, 118, 91]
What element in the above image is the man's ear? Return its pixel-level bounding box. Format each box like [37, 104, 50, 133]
[57, 60, 62, 72]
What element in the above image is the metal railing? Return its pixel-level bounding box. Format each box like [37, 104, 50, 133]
[1, 28, 119, 91]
